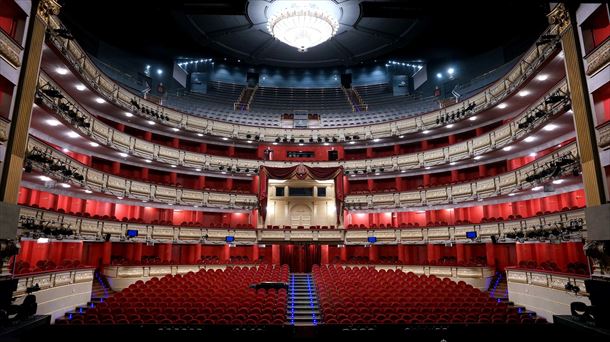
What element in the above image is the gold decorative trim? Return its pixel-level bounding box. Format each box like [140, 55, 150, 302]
[0, 118, 8, 142]
[586, 38, 610, 76]
[547, 3, 570, 35]
[598, 123, 610, 149]
[37, 0, 61, 24]
[0, 30, 21, 68]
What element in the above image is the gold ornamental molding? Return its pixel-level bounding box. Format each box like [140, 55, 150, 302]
[0, 118, 8, 143]
[37, 0, 61, 24]
[547, 3, 570, 35]
[586, 38, 610, 76]
[0, 30, 22, 68]
[597, 123, 610, 149]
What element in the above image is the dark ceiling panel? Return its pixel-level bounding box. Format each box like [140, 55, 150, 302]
[189, 15, 251, 33]
[60, 0, 549, 67]
[356, 17, 414, 37]
[215, 29, 272, 53]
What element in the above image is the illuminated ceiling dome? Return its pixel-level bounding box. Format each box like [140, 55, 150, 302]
[267, 5, 339, 52]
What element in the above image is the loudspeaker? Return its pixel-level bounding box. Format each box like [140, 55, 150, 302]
[328, 150, 338, 161]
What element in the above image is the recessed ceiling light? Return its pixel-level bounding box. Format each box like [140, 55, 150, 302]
[39, 176, 52, 182]
[247, 140, 253, 144]
[425, 166, 431, 170]
[502, 146, 512, 152]
[498, 103, 508, 109]
[552, 179, 564, 185]
[197, 133, 203, 137]
[350, 174, 356, 177]
[59, 183, 71, 188]
[374, 172, 380, 176]
[170, 165, 177, 168]
[449, 162, 456, 166]
[46, 119, 61, 126]
[373, 138, 380, 142]
[222, 137, 228, 141]
[246, 174, 251, 176]
[195, 168, 202, 172]
[171, 128, 179, 132]
[117, 196, 123, 200]
[37, 237, 49, 244]
[400, 170, 406, 173]
[55, 67, 68, 75]
[422, 130, 430, 134]
[62, 148, 70, 153]
[524, 136, 536, 142]
[89, 142, 99, 147]
[474, 156, 483, 160]
[95, 97, 105, 104]
[167, 203, 173, 206]
[446, 124, 454, 128]
[75, 84, 87, 91]
[518, 90, 530, 97]
[537, 74, 548, 81]
[144, 159, 152, 163]
[272, 142, 278, 145]
[118, 152, 128, 158]
[532, 186, 543, 191]
[508, 193, 516, 197]
[67, 131, 79, 138]
[349, 141, 355, 144]
[398, 135, 405, 138]
[221, 171, 227, 174]
[469, 116, 477, 121]
[84, 189, 93, 194]
[142, 200, 148, 203]
[147, 120, 155, 125]
[529, 152, 537, 157]
[542, 124, 558, 131]
[323, 142, 329, 146]
[298, 143, 304, 146]
[125, 112, 133, 117]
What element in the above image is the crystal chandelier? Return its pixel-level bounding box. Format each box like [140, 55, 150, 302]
[267, 6, 339, 52]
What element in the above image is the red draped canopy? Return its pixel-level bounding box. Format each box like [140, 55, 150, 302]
[258, 165, 344, 225]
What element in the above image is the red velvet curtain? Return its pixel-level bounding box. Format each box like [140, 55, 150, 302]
[258, 165, 344, 224]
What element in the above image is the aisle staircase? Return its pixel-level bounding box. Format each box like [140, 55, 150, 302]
[55, 272, 115, 324]
[287, 273, 320, 326]
[488, 272, 509, 302]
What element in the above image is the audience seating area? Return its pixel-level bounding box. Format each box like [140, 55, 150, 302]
[515, 260, 589, 275]
[345, 206, 584, 229]
[109, 256, 262, 266]
[61, 265, 289, 325]
[331, 256, 487, 267]
[13, 259, 83, 274]
[313, 265, 546, 324]
[154, 80, 446, 127]
[250, 86, 351, 112]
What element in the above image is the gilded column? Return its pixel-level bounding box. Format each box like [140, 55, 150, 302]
[549, 3, 606, 206]
[550, 3, 610, 279]
[0, 0, 61, 203]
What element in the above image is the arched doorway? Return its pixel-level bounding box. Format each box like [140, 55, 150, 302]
[290, 204, 312, 228]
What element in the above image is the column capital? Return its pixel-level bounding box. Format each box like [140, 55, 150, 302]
[37, 0, 61, 24]
[547, 3, 570, 35]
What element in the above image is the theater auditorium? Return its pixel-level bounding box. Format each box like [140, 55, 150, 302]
[0, 1, 609, 340]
